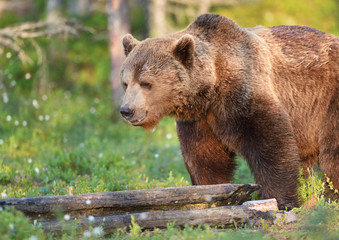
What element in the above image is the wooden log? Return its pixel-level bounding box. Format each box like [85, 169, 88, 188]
[39, 204, 296, 235]
[38, 206, 267, 234]
[0, 184, 260, 222]
[242, 198, 279, 212]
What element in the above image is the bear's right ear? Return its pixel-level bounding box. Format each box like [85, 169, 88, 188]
[173, 34, 195, 68]
[122, 34, 139, 56]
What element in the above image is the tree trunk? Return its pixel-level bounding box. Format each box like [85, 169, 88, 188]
[149, 0, 167, 37]
[46, 0, 62, 22]
[107, 0, 130, 110]
[199, 0, 211, 14]
[68, 0, 92, 16]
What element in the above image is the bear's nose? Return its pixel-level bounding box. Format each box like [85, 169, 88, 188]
[120, 106, 135, 120]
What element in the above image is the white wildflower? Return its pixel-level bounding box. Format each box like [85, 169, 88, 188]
[22, 120, 27, 127]
[14, 120, 19, 126]
[29, 236, 38, 240]
[34, 167, 39, 174]
[205, 195, 212, 202]
[85, 200, 91, 205]
[92, 227, 103, 236]
[139, 212, 148, 220]
[1, 192, 7, 198]
[42, 95, 48, 101]
[64, 214, 70, 221]
[28, 158, 32, 163]
[6, 115, 11, 121]
[88, 215, 95, 222]
[2, 92, 8, 103]
[98, 153, 103, 158]
[10, 80, 16, 87]
[6, 52, 12, 59]
[32, 99, 39, 109]
[166, 133, 172, 139]
[90, 107, 96, 114]
[154, 154, 159, 158]
[83, 230, 91, 238]
[25, 73, 31, 79]
[38, 115, 44, 121]
[45, 115, 50, 121]
[0, 139, 3, 145]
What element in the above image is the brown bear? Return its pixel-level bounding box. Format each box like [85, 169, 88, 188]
[120, 14, 339, 210]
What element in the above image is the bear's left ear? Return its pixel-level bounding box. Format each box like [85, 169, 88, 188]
[122, 34, 140, 56]
[173, 34, 195, 67]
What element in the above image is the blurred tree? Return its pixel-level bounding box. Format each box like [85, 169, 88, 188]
[0, 0, 34, 15]
[148, 0, 255, 36]
[107, 0, 130, 111]
[46, 0, 62, 22]
[149, 0, 166, 37]
[67, 0, 92, 17]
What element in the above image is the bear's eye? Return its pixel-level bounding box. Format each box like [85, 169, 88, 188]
[140, 82, 152, 90]
[123, 82, 128, 89]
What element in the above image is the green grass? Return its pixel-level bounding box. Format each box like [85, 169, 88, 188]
[0, 89, 191, 198]
[0, 88, 338, 239]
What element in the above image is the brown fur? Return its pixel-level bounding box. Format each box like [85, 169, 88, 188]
[120, 14, 339, 209]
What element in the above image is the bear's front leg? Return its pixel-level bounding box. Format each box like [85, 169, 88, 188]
[176, 119, 236, 185]
[235, 101, 300, 210]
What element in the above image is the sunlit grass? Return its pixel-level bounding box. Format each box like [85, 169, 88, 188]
[0, 89, 190, 199]
[0, 89, 338, 239]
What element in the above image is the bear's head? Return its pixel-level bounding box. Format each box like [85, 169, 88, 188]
[120, 33, 215, 130]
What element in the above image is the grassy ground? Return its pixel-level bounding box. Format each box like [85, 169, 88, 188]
[0, 88, 338, 239]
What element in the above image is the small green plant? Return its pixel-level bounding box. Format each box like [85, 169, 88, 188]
[129, 216, 143, 239]
[298, 168, 325, 205]
[325, 174, 339, 195]
[0, 207, 46, 240]
[298, 204, 339, 240]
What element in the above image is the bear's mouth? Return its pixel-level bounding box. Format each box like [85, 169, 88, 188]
[130, 118, 145, 126]
[129, 111, 148, 126]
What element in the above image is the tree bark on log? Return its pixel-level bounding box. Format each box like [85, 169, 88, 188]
[0, 184, 259, 221]
[0, 184, 298, 235]
[38, 204, 297, 235]
[39, 205, 272, 235]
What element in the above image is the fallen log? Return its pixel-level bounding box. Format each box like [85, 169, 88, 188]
[0, 184, 260, 222]
[0, 184, 298, 235]
[40, 205, 267, 234]
[39, 200, 297, 235]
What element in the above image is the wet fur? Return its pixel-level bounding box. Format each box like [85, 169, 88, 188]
[121, 14, 339, 209]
